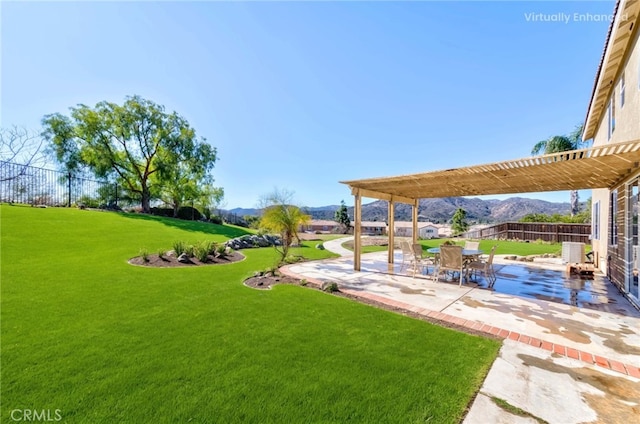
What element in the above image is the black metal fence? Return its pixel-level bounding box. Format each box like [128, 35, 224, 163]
[0, 161, 119, 207]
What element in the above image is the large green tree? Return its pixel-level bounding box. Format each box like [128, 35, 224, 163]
[259, 189, 310, 263]
[160, 165, 222, 218]
[193, 184, 225, 220]
[531, 123, 587, 216]
[42, 95, 217, 213]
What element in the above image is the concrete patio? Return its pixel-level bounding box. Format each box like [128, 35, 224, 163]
[281, 238, 640, 423]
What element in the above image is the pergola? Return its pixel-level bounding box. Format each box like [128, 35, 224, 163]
[340, 139, 640, 271]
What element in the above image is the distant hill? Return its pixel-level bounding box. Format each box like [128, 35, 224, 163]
[226, 197, 576, 224]
[354, 197, 574, 223]
[227, 207, 260, 216]
[227, 205, 339, 220]
[350, 197, 570, 223]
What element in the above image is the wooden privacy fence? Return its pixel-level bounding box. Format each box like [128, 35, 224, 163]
[466, 222, 591, 244]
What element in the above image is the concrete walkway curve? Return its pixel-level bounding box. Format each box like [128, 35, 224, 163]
[321, 236, 354, 257]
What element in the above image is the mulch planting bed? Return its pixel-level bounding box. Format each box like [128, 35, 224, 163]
[129, 251, 245, 267]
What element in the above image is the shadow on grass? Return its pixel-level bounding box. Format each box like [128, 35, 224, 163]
[118, 212, 252, 238]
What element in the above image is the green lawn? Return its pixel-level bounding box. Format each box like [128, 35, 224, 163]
[1, 205, 500, 423]
[420, 239, 566, 256]
[343, 237, 567, 256]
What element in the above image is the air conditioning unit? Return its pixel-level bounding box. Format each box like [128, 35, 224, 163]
[562, 242, 586, 264]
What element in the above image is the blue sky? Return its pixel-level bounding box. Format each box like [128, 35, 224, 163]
[1, 1, 615, 208]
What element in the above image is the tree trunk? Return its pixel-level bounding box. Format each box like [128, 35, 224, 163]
[141, 186, 151, 213]
[280, 231, 292, 262]
[173, 202, 180, 218]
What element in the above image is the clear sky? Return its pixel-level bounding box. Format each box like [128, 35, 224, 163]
[1, 0, 615, 208]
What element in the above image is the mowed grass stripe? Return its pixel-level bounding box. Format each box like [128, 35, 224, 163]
[1, 205, 500, 423]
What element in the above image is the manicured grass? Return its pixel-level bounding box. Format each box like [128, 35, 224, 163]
[305, 233, 349, 242]
[343, 237, 565, 256]
[1, 205, 500, 423]
[419, 239, 564, 256]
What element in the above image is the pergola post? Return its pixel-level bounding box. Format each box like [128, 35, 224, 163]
[388, 200, 395, 265]
[353, 191, 362, 271]
[412, 199, 419, 245]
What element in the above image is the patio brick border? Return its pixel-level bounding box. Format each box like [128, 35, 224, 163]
[341, 288, 640, 378]
[279, 264, 640, 379]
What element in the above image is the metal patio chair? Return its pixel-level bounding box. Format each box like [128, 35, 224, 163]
[434, 245, 464, 286]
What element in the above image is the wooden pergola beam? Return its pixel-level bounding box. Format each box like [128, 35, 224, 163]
[349, 187, 416, 205]
[342, 139, 640, 200]
[344, 139, 640, 272]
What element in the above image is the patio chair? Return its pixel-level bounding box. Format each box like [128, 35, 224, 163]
[464, 240, 480, 251]
[412, 243, 434, 278]
[467, 245, 497, 287]
[434, 245, 464, 286]
[399, 240, 414, 272]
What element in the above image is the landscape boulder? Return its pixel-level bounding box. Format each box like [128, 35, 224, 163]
[177, 253, 192, 264]
[225, 234, 282, 250]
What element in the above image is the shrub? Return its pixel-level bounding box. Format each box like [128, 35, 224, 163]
[77, 195, 101, 208]
[140, 248, 150, 263]
[284, 255, 303, 264]
[195, 241, 213, 263]
[184, 244, 195, 258]
[215, 244, 228, 258]
[209, 215, 223, 225]
[264, 266, 280, 277]
[299, 279, 308, 287]
[150, 206, 203, 221]
[323, 282, 339, 293]
[173, 241, 186, 256]
[158, 249, 167, 261]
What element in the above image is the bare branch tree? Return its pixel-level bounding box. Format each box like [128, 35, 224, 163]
[0, 126, 46, 182]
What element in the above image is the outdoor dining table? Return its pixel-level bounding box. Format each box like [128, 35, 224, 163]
[426, 247, 484, 281]
[426, 247, 483, 258]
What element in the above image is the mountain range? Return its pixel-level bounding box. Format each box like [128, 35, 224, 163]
[227, 196, 577, 224]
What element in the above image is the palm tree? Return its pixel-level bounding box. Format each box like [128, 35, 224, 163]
[531, 123, 587, 216]
[259, 189, 311, 263]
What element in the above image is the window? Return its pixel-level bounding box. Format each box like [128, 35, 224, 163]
[607, 97, 616, 140]
[612, 96, 616, 134]
[609, 190, 618, 246]
[607, 105, 611, 140]
[593, 201, 600, 240]
[621, 72, 626, 107]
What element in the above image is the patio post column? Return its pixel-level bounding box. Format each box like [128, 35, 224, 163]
[412, 199, 419, 245]
[353, 190, 362, 271]
[388, 199, 395, 265]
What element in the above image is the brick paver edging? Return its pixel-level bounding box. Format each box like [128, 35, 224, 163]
[338, 288, 640, 378]
[278, 265, 640, 378]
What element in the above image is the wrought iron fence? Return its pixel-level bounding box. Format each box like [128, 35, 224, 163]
[0, 161, 119, 207]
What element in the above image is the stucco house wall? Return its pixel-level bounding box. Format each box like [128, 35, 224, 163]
[588, 1, 640, 306]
